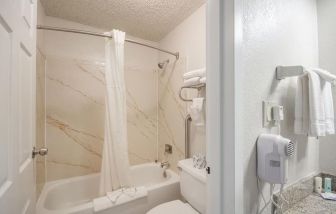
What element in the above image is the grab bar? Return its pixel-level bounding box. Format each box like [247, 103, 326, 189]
[179, 83, 206, 102]
[185, 114, 192, 158]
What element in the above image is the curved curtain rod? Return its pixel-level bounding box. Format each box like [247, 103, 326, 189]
[37, 25, 179, 60]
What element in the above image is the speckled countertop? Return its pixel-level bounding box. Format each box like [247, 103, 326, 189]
[284, 193, 336, 214]
[273, 173, 336, 214]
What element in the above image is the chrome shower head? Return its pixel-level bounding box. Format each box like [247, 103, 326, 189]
[158, 59, 169, 69]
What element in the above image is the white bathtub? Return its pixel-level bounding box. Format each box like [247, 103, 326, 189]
[37, 163, 180, 214]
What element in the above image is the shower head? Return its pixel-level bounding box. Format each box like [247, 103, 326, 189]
[158, 59, 169, 69]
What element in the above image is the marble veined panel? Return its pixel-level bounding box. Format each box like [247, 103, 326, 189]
[45, 56, 158, 181]
[158, 58, 187, 172]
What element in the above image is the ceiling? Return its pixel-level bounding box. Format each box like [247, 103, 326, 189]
[40, 0, 205, 41]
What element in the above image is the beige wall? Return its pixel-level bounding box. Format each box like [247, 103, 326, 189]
[158, 4, 206, 171]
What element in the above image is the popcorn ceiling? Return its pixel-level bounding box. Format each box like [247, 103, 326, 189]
[40, 0, 205, 41]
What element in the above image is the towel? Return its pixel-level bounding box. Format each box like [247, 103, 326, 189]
[294, 74, 310, 134]
[93, 187, 147, 213]
[313, 68, 336, 85]
[295, 69, 335, 137]
[312, 68, 335, 134]
[200, 77, 206, 84]
[183, 68, 206, 79]
[183, 77, 201, 87]
[189, 97, 205, 126]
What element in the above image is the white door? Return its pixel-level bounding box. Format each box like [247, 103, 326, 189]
[0, 0, 37, 213]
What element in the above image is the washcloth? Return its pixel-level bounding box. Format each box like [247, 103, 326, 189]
[200, 77, 206, 84]
[93, 187, 147, 213]
[183, 77, 201, 87]
[183, 68, 206, 79]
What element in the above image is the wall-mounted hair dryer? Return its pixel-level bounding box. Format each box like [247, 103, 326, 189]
[257, 134, 294, 184]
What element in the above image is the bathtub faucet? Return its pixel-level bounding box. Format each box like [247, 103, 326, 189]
[160, 161, 170, 168]
[160, 161, 169, 178]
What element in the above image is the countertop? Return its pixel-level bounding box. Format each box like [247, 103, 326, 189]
[285, 193, 336, 214]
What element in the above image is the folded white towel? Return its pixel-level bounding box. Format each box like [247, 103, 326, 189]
[200, 77, 206, 84]
[183, 77, 201, 87]
[308, 71, 326, 136]
[294, 69, 335, 137]
[183, 68, 206, 79]
[93, 187, 147, 213]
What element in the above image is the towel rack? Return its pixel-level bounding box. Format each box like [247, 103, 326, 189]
[276, 65, 336, 86]
[276, 66, 305, 80]
[179, 83, 206, 102]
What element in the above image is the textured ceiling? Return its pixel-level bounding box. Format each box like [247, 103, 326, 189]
[40, 0, 206, 41]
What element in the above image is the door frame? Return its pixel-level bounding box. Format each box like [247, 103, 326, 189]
[206, 0, 243, 213]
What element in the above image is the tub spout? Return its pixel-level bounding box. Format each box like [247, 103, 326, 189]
[160, 161, 169, 178]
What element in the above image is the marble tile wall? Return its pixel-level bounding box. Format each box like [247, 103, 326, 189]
[36, 49, 46, 198]
[45, 56, 158, 181]
[158, 58, 188, 172]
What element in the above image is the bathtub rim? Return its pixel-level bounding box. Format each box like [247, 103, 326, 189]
[36, 163, 179, 214]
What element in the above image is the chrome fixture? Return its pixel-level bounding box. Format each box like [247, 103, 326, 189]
[160, 161, 170, 168]
[179, 83, 206, 102]
[158, 59, 169, 69]
[37, 25, 179, 60]
[160, 161, 170, 178]
[32, 147, 48, 159]
[164, 144, 172, 154]
[185, 114, 192, 158]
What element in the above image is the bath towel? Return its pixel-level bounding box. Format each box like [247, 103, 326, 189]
[183, 68, 206, 79]
[183, 77, 201, 87]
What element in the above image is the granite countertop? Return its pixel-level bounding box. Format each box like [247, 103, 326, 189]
[285, 193, 336, 214]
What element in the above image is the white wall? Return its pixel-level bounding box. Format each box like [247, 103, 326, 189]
[159, 4, 206, 157]
[237, 0, 319, 213]
[317, 0, 336, 175]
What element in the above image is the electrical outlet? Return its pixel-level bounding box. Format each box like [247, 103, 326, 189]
[263, 101, 277, 127]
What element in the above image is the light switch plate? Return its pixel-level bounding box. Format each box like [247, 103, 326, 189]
[263, 101, 277, 127]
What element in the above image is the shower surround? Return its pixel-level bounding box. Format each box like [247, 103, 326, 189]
[37, 4, 204, 183]
[45, 56, 158, 181]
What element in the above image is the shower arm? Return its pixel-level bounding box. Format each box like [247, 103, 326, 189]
[37, 25, 179, 60]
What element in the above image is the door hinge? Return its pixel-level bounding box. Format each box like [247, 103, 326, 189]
[206, 166, 211, 174]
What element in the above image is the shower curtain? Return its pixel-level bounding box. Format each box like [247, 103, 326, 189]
[99, 30, 132, 195]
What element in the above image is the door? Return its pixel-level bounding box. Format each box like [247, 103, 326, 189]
[0, 0, 37, 213]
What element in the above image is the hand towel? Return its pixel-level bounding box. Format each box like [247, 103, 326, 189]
[295, 74, 310, 135]
[183, 68, 206, 79]
[189, 97, 205, 126]
[183, 77, 201, 87]
[200, 77, 206, 84]
[312, 68, 335, 134]
[308, 71, 327, 136]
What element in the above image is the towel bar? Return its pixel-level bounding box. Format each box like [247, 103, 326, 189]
[179, 83, 205, 102]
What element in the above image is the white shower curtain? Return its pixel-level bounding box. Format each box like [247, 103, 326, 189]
[99, 30, 132, 195]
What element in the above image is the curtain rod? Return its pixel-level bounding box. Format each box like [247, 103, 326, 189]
[37, 25, 179, 59]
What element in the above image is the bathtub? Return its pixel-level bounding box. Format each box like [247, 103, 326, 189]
[37, 163, 180, 214]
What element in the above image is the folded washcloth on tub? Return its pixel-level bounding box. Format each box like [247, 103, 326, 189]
[93, 186, 147, 213]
